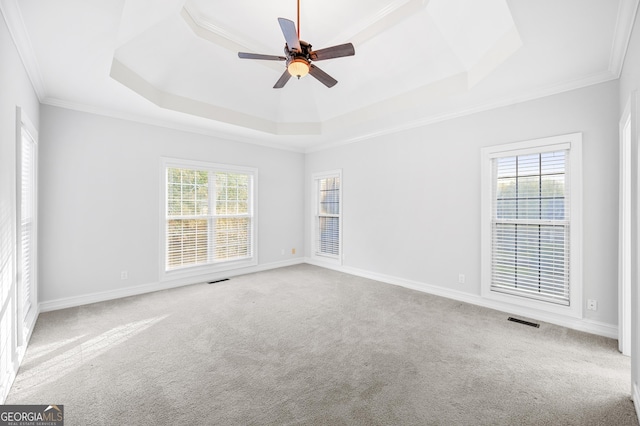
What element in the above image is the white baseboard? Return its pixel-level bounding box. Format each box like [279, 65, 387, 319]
[306, 258, 618, 339]
[39, 257, 617, 339]
[39, 258, 304, 313]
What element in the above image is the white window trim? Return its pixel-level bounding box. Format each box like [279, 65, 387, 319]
[3, 107, 39, 404]
[15, 107, 38, 341]
[311, 169, 343, 265]
[480, 133, 583, 319]
[159, 157, 258, 282]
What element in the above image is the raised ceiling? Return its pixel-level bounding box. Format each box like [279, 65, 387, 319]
[2, 0, 637, 151]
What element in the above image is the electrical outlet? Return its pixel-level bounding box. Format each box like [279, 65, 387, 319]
[587, 299, 597, 311]
[120, 271, 128, 280]
[458, 274, 465, 284]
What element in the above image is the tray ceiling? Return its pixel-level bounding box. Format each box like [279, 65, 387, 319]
[2, 0, 635, 151]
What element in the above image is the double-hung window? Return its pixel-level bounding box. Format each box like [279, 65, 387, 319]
[162, 159, 257, 278]
[481, 133, 582, 317]
[312, 170, 342, 263]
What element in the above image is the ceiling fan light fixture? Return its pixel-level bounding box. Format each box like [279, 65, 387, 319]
[287, 58, 309, 78]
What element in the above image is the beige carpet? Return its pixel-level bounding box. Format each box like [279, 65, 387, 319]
[7, 264, 638, 425]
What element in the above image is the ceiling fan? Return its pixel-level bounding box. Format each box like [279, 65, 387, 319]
[238, 0, 355, 89]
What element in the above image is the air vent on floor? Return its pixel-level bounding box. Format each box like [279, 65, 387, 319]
[208, 278, 230, 284]
[507, 317, 540, 328]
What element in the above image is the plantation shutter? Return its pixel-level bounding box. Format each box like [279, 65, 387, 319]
[20, 127, 36, 319]
[490, 147, 571, 305]
[316, 176, 340, 257]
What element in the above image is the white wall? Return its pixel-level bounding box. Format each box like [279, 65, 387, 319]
[38, 106, 305, 306]
[619, 4, 640, 417]
[0, 10, 40, 403]
[306, 80, 620, 332]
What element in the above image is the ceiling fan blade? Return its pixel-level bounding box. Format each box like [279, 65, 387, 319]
[273, 69, 292, 89]
[238, 52, 286, 61]
[310, 43, 355, 61]
[309, 64, 338, 88]
[278, 17, 301, 53]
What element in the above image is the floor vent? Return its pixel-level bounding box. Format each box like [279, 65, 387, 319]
[508, 317, 540, 328]
[208, 278, 230, 284]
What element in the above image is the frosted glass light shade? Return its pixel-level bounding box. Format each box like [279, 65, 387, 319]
[287, 58, 309, 78]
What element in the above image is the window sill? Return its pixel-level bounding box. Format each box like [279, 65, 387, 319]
[160, 257, 258, 282]
[481, 287, 582, 319]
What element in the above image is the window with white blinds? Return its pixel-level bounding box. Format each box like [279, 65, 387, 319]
[481, 134, 582, 317]
[163, 159, 256, 275]
[492, 150, 570, 305]
[313, 171, 342, 261]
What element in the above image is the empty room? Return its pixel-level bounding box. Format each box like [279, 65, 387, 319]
[2, 0, 640, 424]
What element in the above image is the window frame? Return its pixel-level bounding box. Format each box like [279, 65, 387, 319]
[15, 107, 38, 341]
[480, 133, 583, 318]
[160, 158, 258, 281]
[311, 169, 343, 265]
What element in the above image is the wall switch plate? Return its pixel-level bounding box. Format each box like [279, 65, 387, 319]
[458, 274, 465, 284]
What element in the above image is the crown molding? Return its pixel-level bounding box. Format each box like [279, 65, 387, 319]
[41, 97, 307, 154]
[333, 0, 427, 47]
[182, 3, 256, 52]
[0, 0, 46, 100]
[109, 58, 322, 137]
[609, 0, 640, 78]
[181, 3, 282, 73]
[42, 67, 619, 156]
[306, 70, 618, 153]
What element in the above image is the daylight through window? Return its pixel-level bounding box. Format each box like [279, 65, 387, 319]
[165, 163, 255, 272]
[491, 150, 570, 305]
[314, 171, 341, 259]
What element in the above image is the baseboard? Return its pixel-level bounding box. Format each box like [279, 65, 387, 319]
[38, 257, 617, 339]
[306, 258, 618, 339]
[634, 383, 640, 423]
[39, 258, 304, 312]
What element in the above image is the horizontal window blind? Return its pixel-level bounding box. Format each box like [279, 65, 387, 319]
[316, 176, 340, 257]
[491, 150, 570, 305]
[166, 167, 253, 271]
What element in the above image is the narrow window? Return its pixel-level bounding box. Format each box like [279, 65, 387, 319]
[19, 124, 37, 321]
[17, 109, 38, 334]
[313, 170, 342, 262]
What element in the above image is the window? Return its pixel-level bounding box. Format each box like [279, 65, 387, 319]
[481, 133, 582, 317]
[18, 119, 37, 328]
[2, 108, 38, 403]
[161, 159, 257, 278]
[312, 170, 342, 263]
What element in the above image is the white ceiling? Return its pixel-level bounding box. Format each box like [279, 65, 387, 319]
[2, 0, 637, 152]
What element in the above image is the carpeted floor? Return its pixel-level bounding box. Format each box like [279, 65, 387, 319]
[7, 264, 639, 425]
